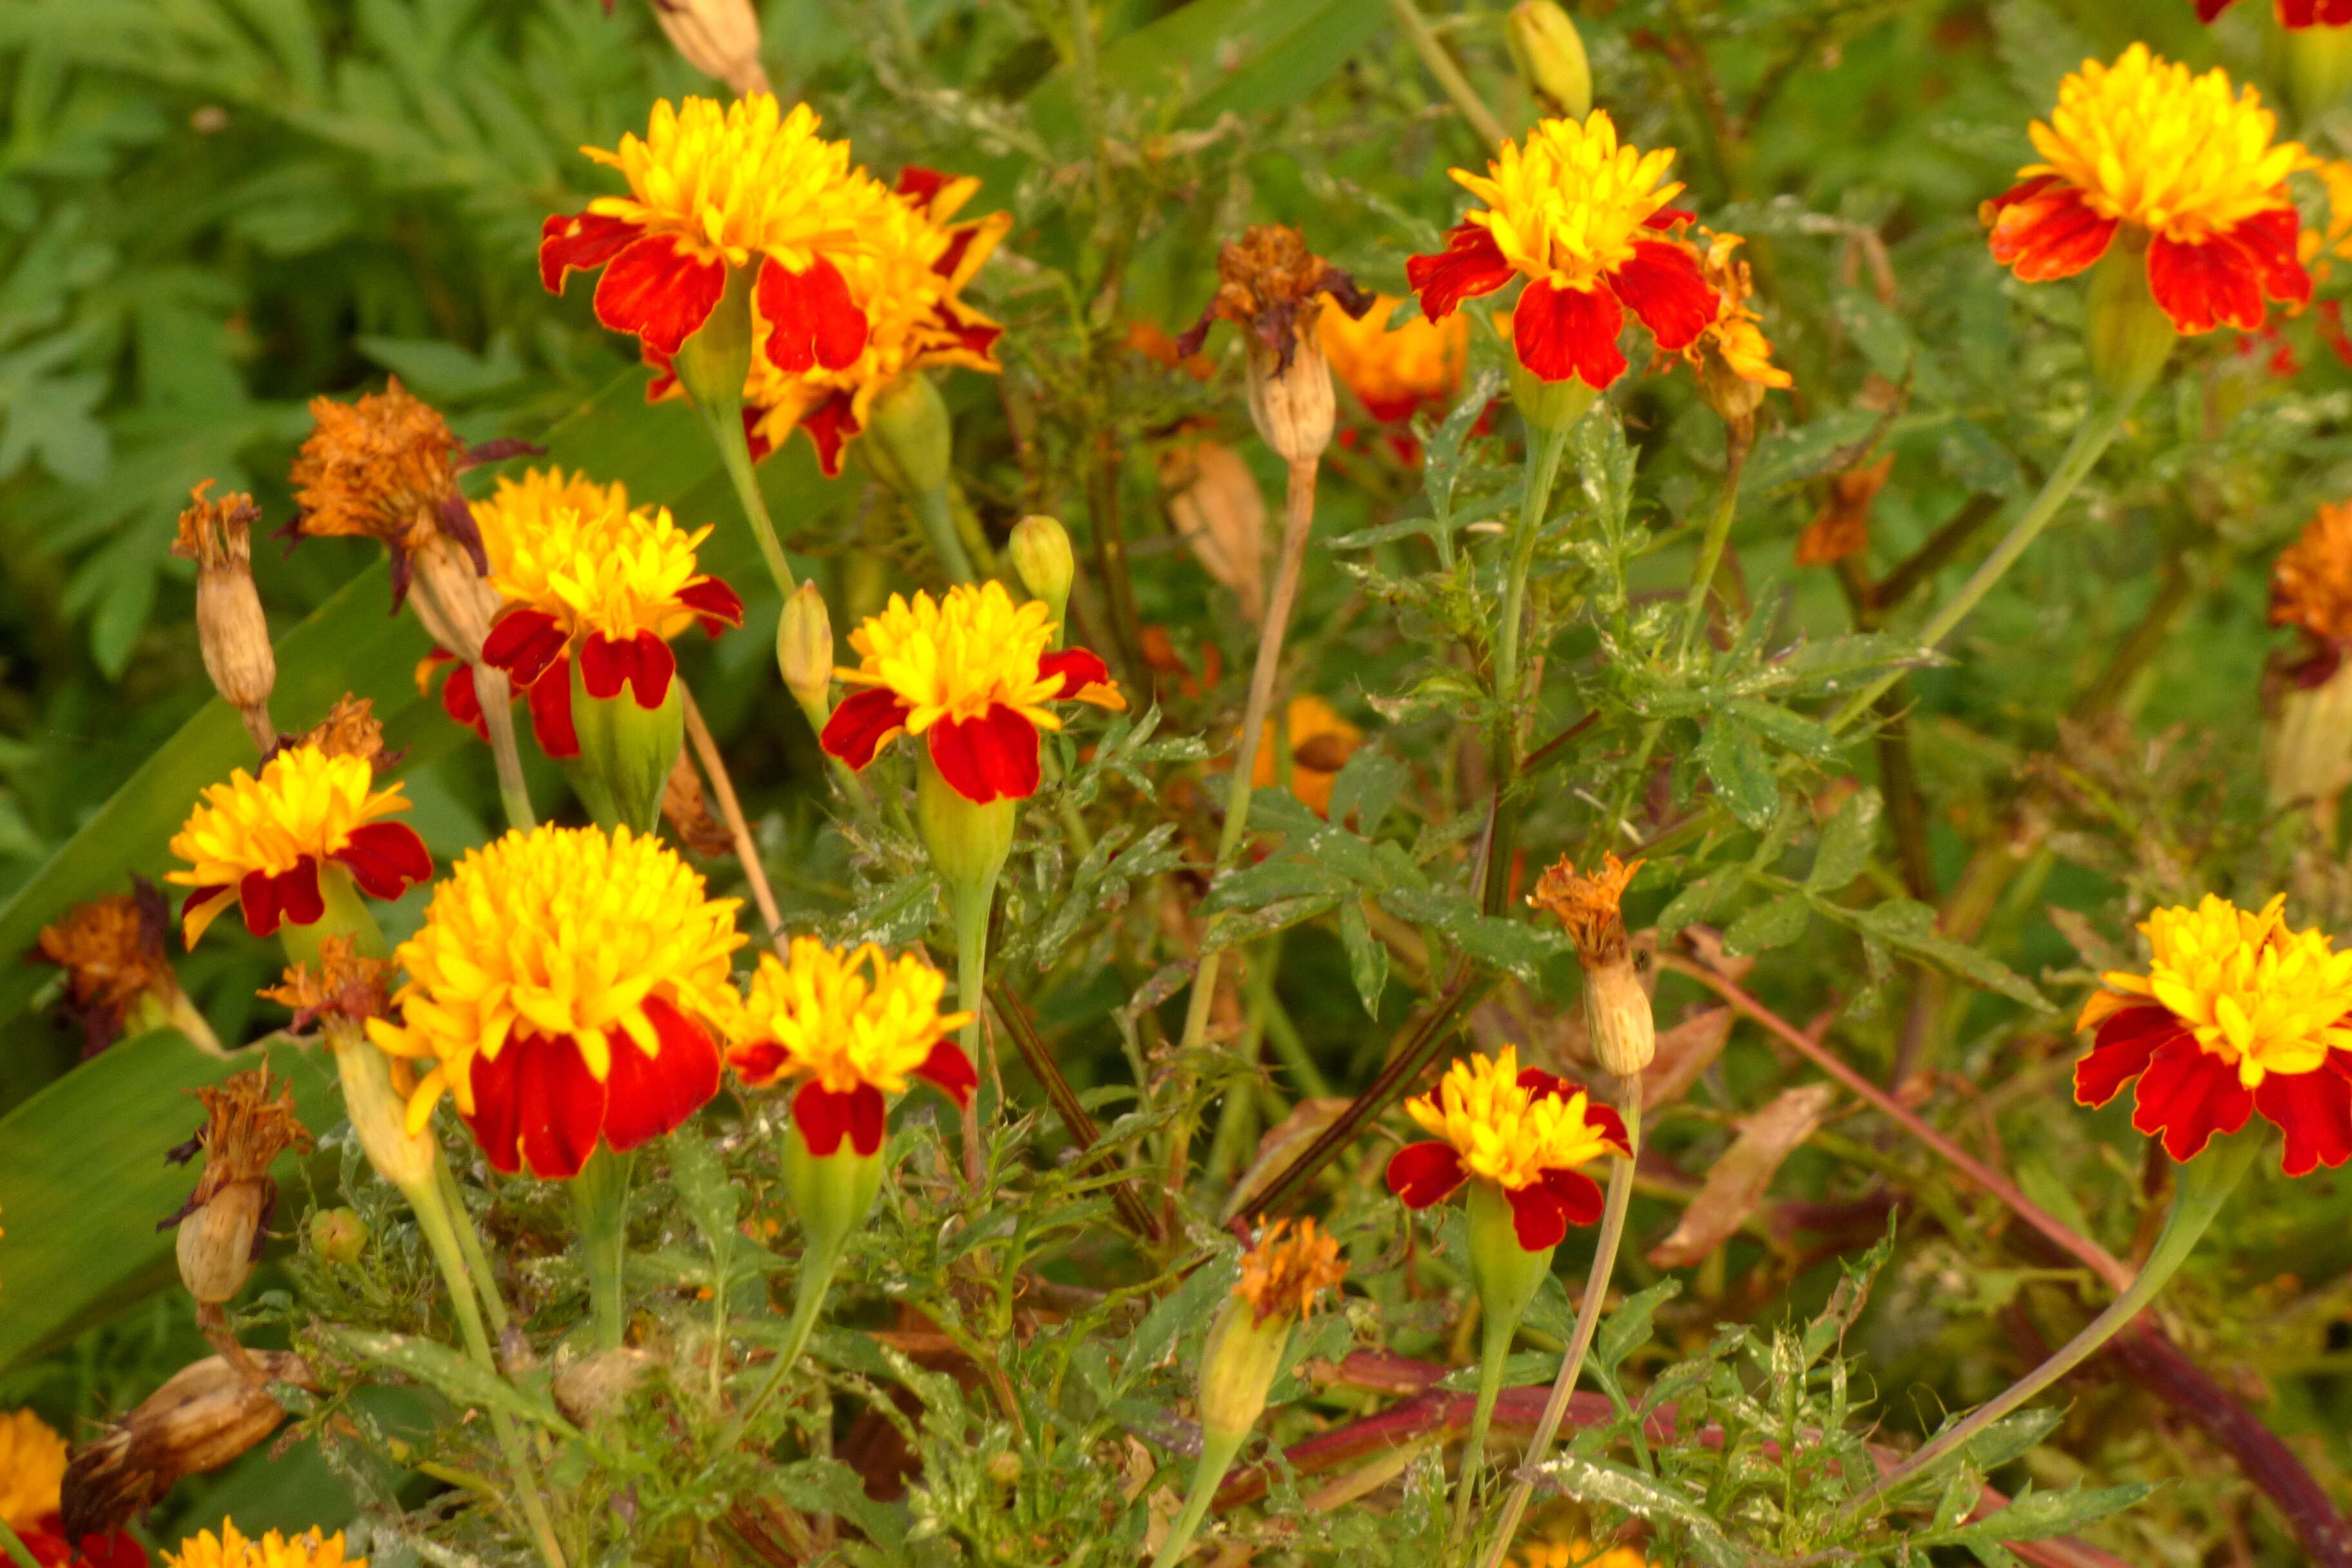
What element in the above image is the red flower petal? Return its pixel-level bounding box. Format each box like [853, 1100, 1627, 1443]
[798, 390, 860, 476]
[1984, 178, 2118, 284]
[465, 1030, 608, 1179]
[729, 1040, 789, 1087]
[928, 703, 1042, 804]
[2278, 0, 2352, 21]
[2255, 1063, 2352, 1176]
[1406, 221, 1515, 322]
[1516, 277, 1627, 389]
[1504, 1177, 1569, 1251]
[1037, 647, 1114, 699]
[1385, 1141, 1467, 1208]
[440, 660, 491, 740]
[678, 576, 745, 636]
[578, 630, 676, 708]
[593, 234, 727, 358]
[1609, 240, 1719, 353]
[2148, 232, 2267, 335]
[240, 857, 324, 938]
[1643, 206, 1697, 231]
[539, 211, 642, 294]
[793, 1079, 858, 1157]
[846, 1083, 887, 1157]
[483, 608, 567, 688]
[2073, 1003, 2184, 1107]
[179, 884, 234, 948]
[1584, 1100, 1631, 1154]
[758, 253, 870, 373]
[2231, 206, 2313, 308]
[896, 164, 949, 206]
[914, 1039, 978, 1108]
[2195, 0, 2233, 16]
[2132, 1035, 2256, 1162]
[602, 995, 721, 1153]
[821, 687, 914, 770]
[526, 656, 581, 760]
[332, 821, 433, 900]
[1538, 1165, 1607, 1228]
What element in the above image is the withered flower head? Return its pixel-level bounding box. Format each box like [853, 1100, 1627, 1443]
[293, 694, 393, 769]
[660, 752, 738, 859]
[61, 1352, 316, 1541]
[171, 482, 259, 572]
[1175, 224, 1373, 371]
[259, 935, 392, 1032]
[34, 882, 178, 1056]
[1677, 231, 1793, 426]
[1233, 1217, 1346, 1325]
[1529, 854, 1642, 966]
[161, 1068, 312, 1304]
[2272, 501, 2352, 663]
[1796, 454, 1893, 570]
[173, 483, 276, 733]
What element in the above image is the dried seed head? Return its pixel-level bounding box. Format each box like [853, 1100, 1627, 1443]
[2273, 501, 2352, 649]
[1161, 440, 1268, 621]
[1246, 333, 1338, 466]
[1232, 1217, 1346, 1326]
[35, 883, 179, 1055]
[660, 752, 737, 859]
[175, 1182, 266, 1304]
[1796, 454, 1892, 569]
[551, 1346, 655, 1424]
[161, 1068, 311, 1301]
[61, 1353, 316, 1540]
[651, 0, 770, 95]
[259, 935, 393, 1032]
[1529, 854, 1654, 1076]
[173, 483, 276, 718]
[295, 694, 391, 768]
[1177, 226, 1371, 464]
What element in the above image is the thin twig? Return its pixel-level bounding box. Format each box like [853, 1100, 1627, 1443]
[681, 688, 787, 953]
[1872, 492, 2006, 615]
[1385, 0, 1508, 149]
[989, 979, 1162, 1242]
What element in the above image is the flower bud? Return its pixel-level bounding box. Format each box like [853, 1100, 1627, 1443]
[1507, 2, 1592, 121]
[309, 1207, 366, 1265]
[61, 1352, 317, 1539]
[1583, 961, 1656, 1079]
[1009, 515, 1075, 633]
[1246, 335, 1337, 465]
[2084, 237, 2175, 400]
[172, 484, 275, 749]
[329, 1021, 436, 1191]
[650, 0, 770, 96]
[778, 582, 836, 717]
[985, 1451, 1024, 1485]
[162, 1068, 313, 1305]
[862, 371, 954, 500]
[175, 1181, 265, 1304]
[2281, 21, 2352, 126]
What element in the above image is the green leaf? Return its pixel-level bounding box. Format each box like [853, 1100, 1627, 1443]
[1338, 897, 1388, 1017]
[0, 1033, 335, 1373]
[1696, 718, 1777, 829]
[1723, 696, 1838, 762]
[1845, 898, 2053, 1012]
[1656, 871, 1735, 942]
[318, 1327, 578, 1437]
[1807, 787, 1882, 892]
[1327, 747, 1407, 836]
[667, 1132, 738, 1277]
[1572, 406, 1633, 540]
[1908, 1483, 2153, 1549]
[1528, 1454, 1743, 1568]
[1721, 892, 1809, 956]
[1594, 1279, 1682, 1378]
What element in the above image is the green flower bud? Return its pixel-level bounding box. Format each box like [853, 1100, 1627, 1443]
[778, 582, 836, 718]
[309, 1206, 367, 1266]
[1507, 2, 1592, 122]
[862, 372, 954, 499]
[1009, 515, 1075, 634]
[2083, 237, 2175, 402]
[571, 656, 687, 835]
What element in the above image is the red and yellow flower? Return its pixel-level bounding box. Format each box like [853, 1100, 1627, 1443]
[475, 480, 743, 743]
[2199, 0, 2352, 24]
[821, 581, 1124, 805]
[540, 95, 887, 368]
[1983, 45, 2313, 336]
[365, 824, 744, 1179]
[1386, 1046, 1630, 1250]
[1406, 112, 1718, 389]
[727, 936, 975, 1158]
[2076, 894, 2352, 1175]
[167, 747, 432, 947]
[1, 1409, 146, 1568]
[651, 166, 1009, 477]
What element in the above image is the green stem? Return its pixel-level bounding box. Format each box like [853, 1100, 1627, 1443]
[436, 1151, 510, 1336]
[1676, 433, 1752, 662]
[1841, 1131, 2260, 1524]
[953, 873, 994, 1184]
[1831, 397, 2135, 732]
[719, 1239, 844, 1451]
[910, 485, 978, 583]
[1484, 418, 1576, 917]
[476, 667, 538, 832]
[1150, 1427, 1248, 1568]
[0, 1515, 42, 1568]
[572, 1146, 634, 1351]
[407, 1170, 568, 1568]
[1451, 1299, 1518, 1547]
[1385, 0, 1508, 148]
[1474, 1086, 1642, 1568]
[676, 266, 796, 599]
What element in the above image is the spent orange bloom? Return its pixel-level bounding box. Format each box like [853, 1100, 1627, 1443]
[35, 885, 178, 1055]
[1318, 293, 1469, 425]
[1233, 1217, 1346, 1325]
[2271, 501, 2352, 686]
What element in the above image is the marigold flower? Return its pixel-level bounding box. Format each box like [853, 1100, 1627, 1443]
[540, 95, 887, 368]
[822, 581, 1125, 805]
[1982, 46, 2313, 336]
[163, 1524, 360, 1568]
[166, 746, 433, 948]
[2270, 500, 2352, 685]
[35, 884, 179, 1055]
[1232, 1216, 1346, 1326]
[1317, 292, 1469, 426]
[1517, 1538, 1646, 1568]
[653, 167, 1009, 478]
[476, 483, 743, 741]
[1672, 231, 1792, 420]
[2199, 0, 2352, 24]
[727, 936, 975, 1157]
[1386, 1046, 1629, 1250]
[1407, 112, 1718, 389]
[364, 824, 744, 1179]
[1242, 694, 1362, 818]
[0, 1408, 67, 1532]
[2075, 894, 2352, 1173]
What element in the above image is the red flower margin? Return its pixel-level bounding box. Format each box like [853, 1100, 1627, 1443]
[2075, 1000, 2352, 1175]
[822, 646, 1121, 806]
[179, 823, 431, 946]
[2197, 0, 2352, 24]
[465, 994, 723, 1179]
[478, 578, 744, 742]
[416, 647, 582, 760]
[1984, 179, 2309, 335]
[1384, 1066, 1631, 1251]
[730, 1039, 976, 1159]
[21, 1521, 146, 1568]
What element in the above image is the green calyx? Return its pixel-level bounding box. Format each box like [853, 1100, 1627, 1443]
[2082, 237, 2175, 402]
[571, 657, 687, 836]
[781, 1117, 887, 1268]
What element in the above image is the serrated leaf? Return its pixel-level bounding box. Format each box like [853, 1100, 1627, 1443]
[1723, 696, 1838, 762]
[1846, 899, 2052, 1011]
[1656, 871, 1734, 941]
[1909, 1483, 2153, 1548]
[319, 1328, 577, 1436]
[1529, 1454, 1743, 1568]
[1338, 897, 1387, 1017]
[1696, 718, 1777, 828]
[1594, 1279, 1682, 1377]
[1572, 405, 1632, 539]
[1327, 747, 1406, 836]
[1200, 894, 1338, 954]
[1721, 892, 1809, 956]
[668, 1132, 738, 1275]
[1808, 787, 1882, 892]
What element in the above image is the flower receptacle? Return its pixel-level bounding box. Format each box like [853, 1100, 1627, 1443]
[1464, 1178, 1554, 1342]
[1196, 1293, 1294, 1443]
[571, 656, 687, 835]
[1507, 351, 1600, 433]
[2084, 238, 2175, 402]
[781, 1119, 887, 1268]
[916, 752, 1016, 899]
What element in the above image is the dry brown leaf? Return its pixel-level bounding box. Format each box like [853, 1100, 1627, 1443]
[1641, 1005, 1734, 1110]
[1647, 1082, 1838, 1269]
[662, 752, 737, 858]
[1163, 440, 1268, 620]
[1224, 1097, 1353, 1220]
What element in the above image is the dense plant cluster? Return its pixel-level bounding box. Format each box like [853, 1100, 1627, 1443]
[3, 3, 2352, 1568]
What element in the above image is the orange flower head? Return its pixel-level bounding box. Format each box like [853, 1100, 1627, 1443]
[726, 936, 975, 1157]
[364, 824, 743, 1179]
[0, 1408, 66, 1531]
[2075, 893, 2352, 1173]
[822, 581, 1124, 805]
[1386, 1046, 1629, 1251]
[1247, 694, 1364, 818]
[1983, 46, 2313, 335]
[165, 745, 432, 948]
[1233, 1217, 1347, 1326]
[260, 934, 394, 1032]
[2272, 501, 2352, 645]
[1528, 853, 1641, 966]
[1318, 293, 1469, 425]
[1676, 231, 1791, 418]
[1409, 112, 1719, 389]
[691, 168, 1009, 478]
[291, 380, 466, 556]
[1175, 224, 1372, 370]
[36, 885, 178, 1053]
[540, 95, 892, 370]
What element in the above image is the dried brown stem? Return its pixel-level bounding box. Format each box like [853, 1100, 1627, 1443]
[988, 980, 1161, 1242]
[681, 689, 786, 953]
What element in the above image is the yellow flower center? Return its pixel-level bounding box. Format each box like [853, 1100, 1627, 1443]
[165, 745, 411, 885]
[1316, 293, 1467, 409]
[840, 581, 1066, 732]
[582, 95, 888, 270]
[1404, 1045, 1618, 1191]
[734, 936, 970, 1097]
[1452, 112, 1685, 291]
[365, 825, 744, 1126]
[491, 495, 716, 645]
[164, 1525, 364, 1568]
[471, 467, 632, 581]
[2024, 45, 2306, 244]
[0, 1409, 65, 1529]
[2099, 894, 2352, 1085]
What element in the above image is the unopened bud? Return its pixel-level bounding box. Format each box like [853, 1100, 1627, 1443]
[778, 582, 836, 715]
[329, 1022, 436, 1191]
[985, 1451, 1024, 1486]
[1009, 516, 1075, 632]
[309, 1207, 366, 1265]
[2083, 237, 2174, 401]
[862, 371, 954, 500]
[176, 1181, 266, 1303]
[1583, 961, 1656, 1078]
[2284, 22, 2352, 126]
[173, 484, 275, 743]
[1507, 2, 1592, 121]
[61, 1352, 318, 1539]
[1246, 334, 1337, 466]
[650, 0, 770, 96]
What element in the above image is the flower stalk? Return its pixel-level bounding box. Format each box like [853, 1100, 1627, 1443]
[572, 1146, 634, 1352]
[674, 264, 798, 598]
